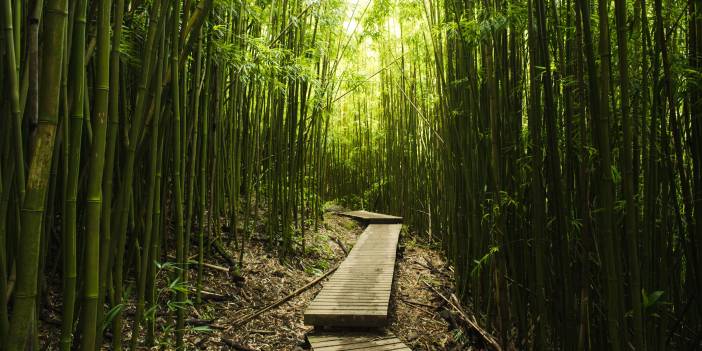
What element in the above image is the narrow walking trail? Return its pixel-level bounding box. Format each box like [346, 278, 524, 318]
[304, 211, 411, 350]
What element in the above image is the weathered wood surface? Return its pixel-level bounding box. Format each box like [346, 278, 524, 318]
[308, 332, 411, 351]
[339, 210, 403, 224]
[304, 223, 402, 327]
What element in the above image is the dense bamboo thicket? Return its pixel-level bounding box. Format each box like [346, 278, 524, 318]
[0, 0, 351, 348]
[3, 0, 702, 349]
[327, 0, 702, 349]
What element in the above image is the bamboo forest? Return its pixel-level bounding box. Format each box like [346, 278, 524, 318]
[0, 0, 701, 349]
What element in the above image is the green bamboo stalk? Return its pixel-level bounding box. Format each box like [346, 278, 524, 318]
[1, 0, 25, 202]
[576, 0, 623, 347]
[5, 0, 68, 347]
[111, 1, 162, 347]
[78, 0, 111, 349]
[1, 0, 43, 344]
[0, 129, 14, 347]
[614, 0, 644, 348]
[526, 0, 548, 346]
[184, 29, 203, 289]
[196, 33, 209, 304]
[170, 1, 187, 348]
[95, 0, 124, 344]
[130, 8, 167, 347]
[59, 0, 88, 347]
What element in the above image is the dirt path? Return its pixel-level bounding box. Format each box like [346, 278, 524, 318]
[38, 212, 466, 350]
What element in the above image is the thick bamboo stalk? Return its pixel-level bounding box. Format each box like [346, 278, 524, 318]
[5, 0, 68, 348]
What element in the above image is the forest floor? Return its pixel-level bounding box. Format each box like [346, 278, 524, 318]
[38, 209, 481, 350]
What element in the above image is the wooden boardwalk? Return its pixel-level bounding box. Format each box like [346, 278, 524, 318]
[308, 332, 411, 351]
[304, 223, 402, 327]
[304, 211, 411, 350]
[338, 210, 403, 224]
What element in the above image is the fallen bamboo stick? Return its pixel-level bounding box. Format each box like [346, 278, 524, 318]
[189, 288, 229, 301]
[232, 262, 340, 326]
[330, 236, 349, 255]
[423, 281, 502, 351]
[399, 296, 438, 310]
[167, 255, 230, 272]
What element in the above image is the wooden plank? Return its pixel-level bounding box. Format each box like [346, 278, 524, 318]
[308, 302, 389, 307]
[310, 301, 389, 306]
[309, 333, 393, 342]
[308, 332, 411, 351]
[338, 210, 403, 224]
[321, 283, 393, 287]
[307, 296, 391, 303]
[317, 286, 393, 291]
[326, 275, 394, 279]
[331, 273, 393, 276]
[304, 223, 402, 327]
[316, 341, 408, 351]
[315, 291, 392, 295]
[303, 312, 386, 327]
[323, 284, 392, 286]
[326, 276, 394, 280]
[315, 289, 392, 295]
[305, 308, 388, 314]
[322, 282, 393, 287]
[313, 297, 391, 302]
[313, 296, 391, 301]
[314, 294, 391, 300]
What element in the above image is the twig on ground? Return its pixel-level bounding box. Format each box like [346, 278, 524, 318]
[191, 305, 203, 319]
[414, 259, 451, 278]
[190, 288, 229, 301]
[186, 318, 227, 330]
[169, 254, 231, 272]
[196, 260, 231, 272]
[330, 236, 349, 255]
[232, 262, 341, 326]
[186, 318, 214, 326]
[248, 329, 276, 335]
[221, 338, 257, 351]
[185, 318, 227, 330]
[399, 296, 438, 310]
[423, 280, 503, 351]
[398, 298, 437, 317]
